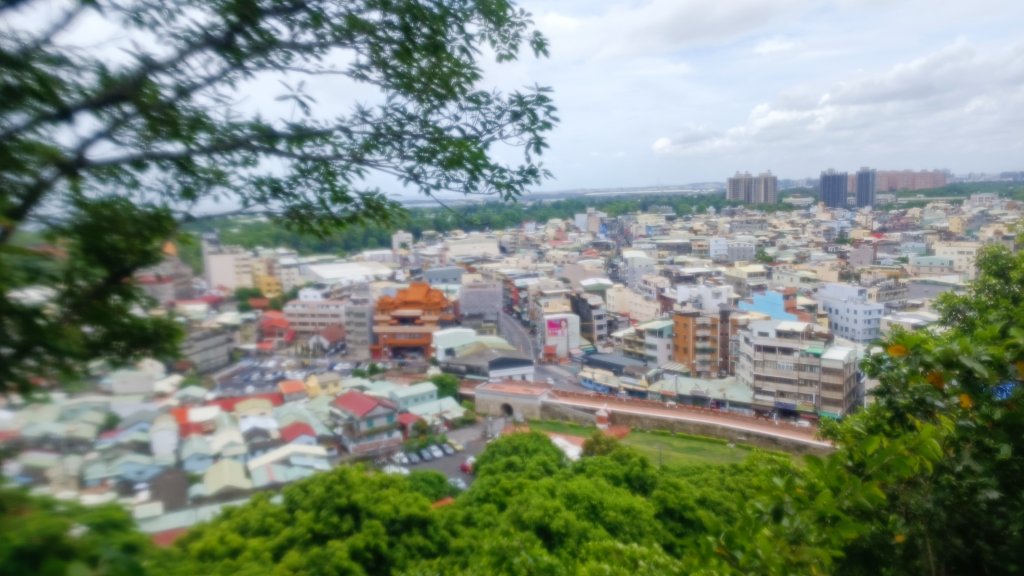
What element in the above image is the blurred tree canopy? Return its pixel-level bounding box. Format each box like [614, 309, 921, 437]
[0, 0, 556, 395]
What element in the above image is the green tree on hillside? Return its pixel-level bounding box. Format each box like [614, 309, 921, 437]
[430, 373, 461, 398]
[0, 0, 556, 395]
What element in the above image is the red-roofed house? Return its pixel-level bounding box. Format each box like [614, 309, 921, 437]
[277, 379, 307, 402]
[260, 311, 290, 340]
[396, 412, 424, 440]
[329, 391, 402, 455]
[279, 421, 318, 446]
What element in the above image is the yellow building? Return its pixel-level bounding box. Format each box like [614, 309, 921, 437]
[255, 274, 283, 299]
[305, 372, 343, 398]
[947, 216, 966, 236]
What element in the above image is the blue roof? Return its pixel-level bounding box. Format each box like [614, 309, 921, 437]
[738, 292, 797, 320]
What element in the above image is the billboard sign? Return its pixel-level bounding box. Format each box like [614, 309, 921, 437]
[547, 318, 568, 338]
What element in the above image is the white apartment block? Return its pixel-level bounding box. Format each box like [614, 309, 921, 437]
[817, 283, 884, 343]
[621, 250, 656, 289]
[674, 284, 736, 312]
[708, 237, 729, 262]
[727, 239, 756, 263]
[277, 263, 304, 292]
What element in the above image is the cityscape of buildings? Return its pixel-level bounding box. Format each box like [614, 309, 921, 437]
[1, 174, 1020, 545]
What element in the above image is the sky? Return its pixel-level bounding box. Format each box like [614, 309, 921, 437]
[16, 0, 1024, 203]
[480, 0, 1024, 190]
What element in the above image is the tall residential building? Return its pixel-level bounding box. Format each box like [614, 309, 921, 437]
[856, 167, 876, 207]
[727, 171, 754, 202]
[754, 171, 778, 203]
[875, 169, 948, 192]
[672, 309, 721, 378]
[727, 171, 778, 204]
[736, 320, 860, 418]
[201, 233, 254, 292]
[820, 169, 849, 208]
[569, 292, 609, 345]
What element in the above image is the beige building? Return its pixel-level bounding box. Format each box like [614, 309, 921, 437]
[204, 246, 254, 292]
[605, 284, 661, 323]
[474, 381, 551, 421]
[736, 320, 860, 418]
[445, 233, 500, 260]
[283, 299, 347, 334]
[934, 241, 982, 281]
[724, 264, 769, 296]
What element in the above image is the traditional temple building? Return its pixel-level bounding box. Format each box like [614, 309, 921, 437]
[371, 283, 457, 360]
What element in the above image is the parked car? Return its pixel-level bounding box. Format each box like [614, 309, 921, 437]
[448, 477, 467, 490]
[449, 440, 464, 452]
[429, 445, 444, 459]
[441, 443, 456, 456]
[406, 451, 421, 465]
[392, 452, 409, 465]
[419, 448, 433, 462]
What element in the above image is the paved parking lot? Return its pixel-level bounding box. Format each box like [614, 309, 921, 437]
[394, 421, 503, 485]
[405, 438, 487, 484]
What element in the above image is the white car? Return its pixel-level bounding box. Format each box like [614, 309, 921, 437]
[429, 445, 444, 459]
[391, 452, 409, 465]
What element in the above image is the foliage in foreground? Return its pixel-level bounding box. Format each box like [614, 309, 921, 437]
[0, 0, 556, 396]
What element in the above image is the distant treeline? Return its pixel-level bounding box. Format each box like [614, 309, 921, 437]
[178, 192, 800, 272]
[176, 181, 1024, 273]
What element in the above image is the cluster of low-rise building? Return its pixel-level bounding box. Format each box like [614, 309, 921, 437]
[3, 181, 1019, 540]
[142, 188, 1019, 425]
[0, 358, 469, 540]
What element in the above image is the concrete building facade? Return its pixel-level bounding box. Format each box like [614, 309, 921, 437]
[736, 320, 860, 418]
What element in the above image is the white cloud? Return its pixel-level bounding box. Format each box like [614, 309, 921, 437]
[753, 37, 800, 56]
[535, 0, 814, 62]
[652, 40, 1024, 166]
